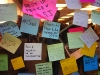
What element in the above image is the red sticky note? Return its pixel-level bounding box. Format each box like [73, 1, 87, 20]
[80, 0, 95, 3]
[68, 27, 84, 32]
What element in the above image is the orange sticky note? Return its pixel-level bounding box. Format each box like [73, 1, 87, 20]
[11, 56, 25, 70]
[81, 42, 97, 57]
[60, 57, 78, 75]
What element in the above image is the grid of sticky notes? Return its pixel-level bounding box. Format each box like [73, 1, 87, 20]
[0, 33, 21, 54]
[35, 62, 53, 75]
[60, 57, 78, 75]
[11, 56, 25, 70]
[47, 43, 65, 61]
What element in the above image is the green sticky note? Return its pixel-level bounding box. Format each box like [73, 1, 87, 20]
[0, 54, 8, 71]
[98, 71, 100, 75]
[67, 32, 84, 49]
[35, 62, 53, 75]
[47, 43, 65, 61]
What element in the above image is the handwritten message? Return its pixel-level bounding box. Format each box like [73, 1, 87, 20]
[0, 33, 21, 54]
[47, 43, 65, 61]
[42, 21, 60, 39]
[81, 42, 97, 57]
[92, 0, 100, 7]
[35, 62, 53, 75]
[18, 73, 35, 75]
[71, 72, 80, 75]
[80, 0, 95, 2]
[73, 10, 88, 27]
[0, 21, 21, 37]
[11, 56, 25, 70]
[0, 3, 17, 21]
[91, 10, 100, 25]
[67, 32, 84, 49]
[22, 0, 33, 15]
[24, 43, 42, 60]
[80, 27, 99, 48]
[68, 27, 84, 32]
[20, 14, 40, 35]
[60, 57, 78, 75]
[83, 55, 98, 72]
[65, 0, 82, 9]
[0, 54, 8, 71]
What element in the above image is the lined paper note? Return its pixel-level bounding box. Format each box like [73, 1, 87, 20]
[65, 0, 82, 9]
[11, 56, 25, 70]
[91, 10, 100, 25]
[60, 57, 78, 75]
[71, 72, 80, 75]
[67, 32, 84, 49]
[83, 55, 98, 72]
[81, 42, 97, 57]
[42, 21, 60, 39]
[80, 0, 95, 2]
[0, 21, 21, 37]
[24, 43, 42, 60]
[18, 73, 35, 75]
[73, 10, 88, 27]
[80, 27, 99, 48]
[20, 14, 40, 35]
[92, 0, 100, 7]
[0, 33, 21, 54]
[0, 3, 17, 21]
[68, 27, 84, 32]
[35, 62, 53, 75]
[0, 54, 8, 71]
[47, 43, 65, 61]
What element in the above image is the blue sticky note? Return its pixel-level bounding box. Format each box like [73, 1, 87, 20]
[71, 72, 80, 75]
[42, 21, 60, 39]
[0, 21, 21, 37]
[83, 55, 98, 72]
[18, 73, 35, 75]
[20, 14, 40, 35]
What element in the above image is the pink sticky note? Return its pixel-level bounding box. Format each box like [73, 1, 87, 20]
[49, 0, 57, 5]
[36, 0, 57, 21]
[80, 0, 95, 3]
[68, 27, 84, 32]
[22, 0, 33, 15]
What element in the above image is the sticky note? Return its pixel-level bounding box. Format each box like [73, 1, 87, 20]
[83, 55, 98, 72]
[80, 0, 95, 2]
[42, 21, 60, 39]
[60, 57, 78, 75]
[68, 27, 84, 32]
[67, 32, 84, 49]
[22, 0, 33, 15]
[0, 54, 8, 71]
[18, 73, 35, 75]
[11, 56, 25, 70]
[80, 27, 99, 48]
[0, 21, 21, 37]
[35, 62, 53, 75]
[49, 0, 57, 5]
[0, 3, 17, 21]
[65, 0, 82, 9]
[24, 43, 42, 60]
[73, 10, 88, 27]
[98, 71, 100, 75]
[47, 43, 65, 61]
[71, 72, 80, 75]
[20, 14, 40, 35]
[0, 33, 21, 54]
[92, 0, 100, 7]
[81, 42, 97, 57]
[36, 0, 57, 21]
[91, 10, 100, 25]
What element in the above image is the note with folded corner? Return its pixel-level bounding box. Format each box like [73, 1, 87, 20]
[80, 27, 99, 48]
[65, 0, 82, 9]
[0, 33, 21, 54]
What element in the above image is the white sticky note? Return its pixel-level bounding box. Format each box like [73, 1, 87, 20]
[24, 43, 42, 60]
[0, 3, 17, 21]
[65, 0, 82, 9]
[92, 0, 100, 7]
[73, 10, 88, 27]
[80, 27, 99, 48]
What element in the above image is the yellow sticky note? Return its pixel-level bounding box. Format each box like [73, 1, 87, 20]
[81, 42, 97, 57]
[0, 33, 21, 54]
[11, 56, 25, 70]
[60, 57, 78, 75]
